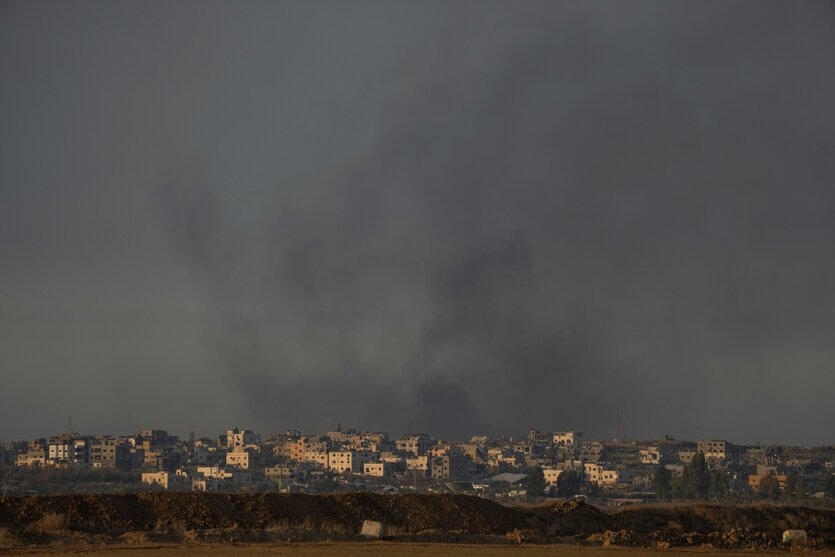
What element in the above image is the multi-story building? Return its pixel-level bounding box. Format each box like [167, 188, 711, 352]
[406, 455, 430, 475]
[697, 439, 737, 463]
[226, 447, 263, 470]
[141, 471, 189, 491]
[542, 467, 564, 487]
[226, 427, 260, 449]
[430, 453, 468, 480]
[584, 462, 603, 484]
[578, 442, 604, 462]
[396, 434, 432, 456]
[327, 450, 378, 474]
[553, 431, 583, 446]
[91, 437, 118, 468]
[302, 449, 329, 469]
[363, 462, 392, 477]
[638, 444, 677, 465]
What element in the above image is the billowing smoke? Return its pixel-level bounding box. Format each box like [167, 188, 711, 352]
[3, 1, 835, 443]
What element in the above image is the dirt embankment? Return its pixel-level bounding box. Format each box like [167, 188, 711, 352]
[0, 493, 833, 549]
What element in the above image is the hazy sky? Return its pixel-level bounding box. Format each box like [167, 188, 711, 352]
[2, 1, 834, 445]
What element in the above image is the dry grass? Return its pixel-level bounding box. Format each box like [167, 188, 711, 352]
[1, 543, 834, 557]
[266, 516, 349, 534]
[29, 513, 68, 533]
[0, 527, 18, 546]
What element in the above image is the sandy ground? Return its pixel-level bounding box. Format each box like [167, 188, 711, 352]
[2, 543, 834, 557]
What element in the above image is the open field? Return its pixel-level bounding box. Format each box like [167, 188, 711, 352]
[4, 544, 835, 557]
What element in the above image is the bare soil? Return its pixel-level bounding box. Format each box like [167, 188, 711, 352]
[1, 493, 833, 551]
[2, 542, 835, 557]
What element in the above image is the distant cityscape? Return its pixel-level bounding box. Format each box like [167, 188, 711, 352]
[2, 426, 835, 502]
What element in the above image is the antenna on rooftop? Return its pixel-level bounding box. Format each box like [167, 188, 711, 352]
[67, 416, 73, 438]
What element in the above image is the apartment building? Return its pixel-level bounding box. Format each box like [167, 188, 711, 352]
[697, 439, 737, 462]
[328, 450, 379, 473]
[542, 467, 564, 487]
[430, 453, 468, 480]
[226, 447, 263, 470]
[227, 427, 260, 449]
[553, 431, 583, 446]
[363, 462, 392, 477]
[396, 434, 432, 456]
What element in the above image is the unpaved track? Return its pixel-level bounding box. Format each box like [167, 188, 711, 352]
[2, 543, 834, 557]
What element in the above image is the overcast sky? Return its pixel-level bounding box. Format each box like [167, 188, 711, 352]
[1, 1, 834, 445]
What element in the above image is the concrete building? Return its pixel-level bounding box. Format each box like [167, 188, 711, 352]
[697, 439, 736, 462]
[91, 437, 117, 468]
[226, 447, 263, 470]
[599, 470, 620, 487]
[430, 453, 468, 480]
[584, 462, 603, 484]
[227, 427, 260, 449]
[303, 449, 329, 469]
[396, 434, 432, 456]
[363, 462, 392, 477]
[542, 467, 564, 487]
[141, 471, 188, 491]
[16, 448, 46, 467]
[553, 431, 583, 446]
[640, 447, 663, 465]
[406, 455, 430, 475]
[578, 443, 604, 462]
[265, 465, 295, 482]
[328, 450, 378, 474]
[194, 466, 251, 491]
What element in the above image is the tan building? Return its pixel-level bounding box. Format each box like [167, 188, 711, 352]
[584, 462, 603, 484]
[542, 467, 564, 487]
[697, 439, 736, 462]
[578, 442, 604, 462]
[265, 465, 295, 481]
[141, 471, 188, 490]
[91, 437, 118, 468]
[553, 431, 582, 446]
[599, 470, 619, 487]
[640, 447, 662, 465]
[748, 473, 788, 492]
[289, 436, 327, 462]
[584, 463, 619, 487]
[363, 462, 391, 477]
[406, 455, 430, 474]
[396, 434, 432, 456]
[227, 427, 260, 449]
[16, 449, 46, 467]
[430, 453, 468, 480]
[303, 449, 329, 469]
[226, 447, 263, 470]
[328, 450, 378, 474]
[678, 449, 696, 464]
[194, 466, 251, 491]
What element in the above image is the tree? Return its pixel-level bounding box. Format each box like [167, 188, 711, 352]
[687, 452, 710, 500]
[653, 466, 673, 500]
[556, 469, 583, 497]
[709, 470, 729, 501]
[527, 467, 546, 497]
[758, 473, 781, 500]
[825, 475, 835, 499]
[793, 476, 807, 499]
[783, 474, 798, 500]
[675, 452, 710, 500]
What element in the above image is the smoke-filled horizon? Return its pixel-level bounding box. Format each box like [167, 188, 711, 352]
[2, 1, 834, 445]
